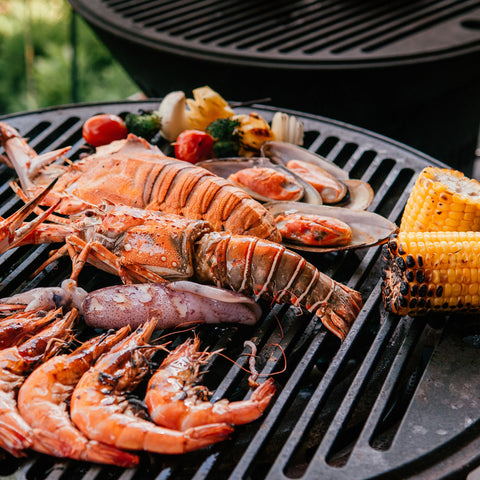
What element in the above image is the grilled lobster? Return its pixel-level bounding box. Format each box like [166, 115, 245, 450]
[12, 204, 362, 340]
[0, 122, 280, 242]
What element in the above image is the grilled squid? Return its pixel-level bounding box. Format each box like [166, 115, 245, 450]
[0, 281, 262, 330]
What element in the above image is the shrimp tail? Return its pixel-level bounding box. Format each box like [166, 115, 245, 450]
[0, 418, 32, 457]
[177, 423, 233, 453]
[32, 429, 139, 467]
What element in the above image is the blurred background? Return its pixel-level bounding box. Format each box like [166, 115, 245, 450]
[0, 0, 138, 115]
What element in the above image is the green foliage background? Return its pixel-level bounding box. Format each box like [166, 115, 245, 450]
[0, 0, 138, 115]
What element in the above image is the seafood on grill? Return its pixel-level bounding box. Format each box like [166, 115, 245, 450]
[197, 157, 322, 204]
[265, 201, 398, 253]
[0, 122, 281, 242]
[0, 308, 77, 457]
[17, 326, 139, 466]
[70, 319, 234, 454]
[261, 141, 374, 210]
[0, 280, 262, 330]
[9, 203, 362, 340]
[145, 336, 275, 431]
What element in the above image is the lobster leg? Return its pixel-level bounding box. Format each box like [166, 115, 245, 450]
[65, 235, 166, 284]
[0, 121, 70, 191]
[0, 180, 59, 254]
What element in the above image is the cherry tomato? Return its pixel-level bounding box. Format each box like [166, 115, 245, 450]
[175, 130, 214, 164]
[82, 114, 128, 147]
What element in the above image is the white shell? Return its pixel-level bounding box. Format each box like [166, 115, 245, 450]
[197, 157, 323, 205]
[262, 141, 349, 180]
[265, 201, 398, 253]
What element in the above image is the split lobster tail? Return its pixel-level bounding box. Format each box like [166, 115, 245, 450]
[194, 232, 363, 340]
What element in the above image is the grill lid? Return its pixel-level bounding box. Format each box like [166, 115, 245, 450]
[68, 0, 480, 68]
[1, 102, 480, 479]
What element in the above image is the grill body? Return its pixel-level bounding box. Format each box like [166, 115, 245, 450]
[1, 102, 480, 479]
[68, 0, 480, 174]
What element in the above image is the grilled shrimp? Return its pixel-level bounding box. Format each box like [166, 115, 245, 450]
[0, 310, 56, 348]
[11, 204, 362, 340]
[17, 327, 139, 467]
[70, 319, 233, 454]
[0, 308, 77, 457]
[145, 337, 275, 431]
[0, 123, 280, 241]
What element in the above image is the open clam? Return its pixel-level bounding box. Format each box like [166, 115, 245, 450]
[265, 201, 398, 253]
[261, 141, 374, 210]
[197, 157, 323, 205]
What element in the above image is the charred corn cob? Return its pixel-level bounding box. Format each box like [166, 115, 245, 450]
[382, 231, 480, 316]
[400, 167, 480, 233]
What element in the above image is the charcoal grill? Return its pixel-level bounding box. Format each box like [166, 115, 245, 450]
[67, 0, 480, 174]
[1, 101, 480, 480]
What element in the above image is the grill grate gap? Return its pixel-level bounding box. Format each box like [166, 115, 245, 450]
[375, 167, 416, 221]
[367, 158, 396, 195]
[34, 118, 81, 154]
[332, 142, 359, 170]
[302, 130, 321, 149]
[315, 136, 339, 159]
[348, 150, 378, 180]
[23, 121, 52, 143]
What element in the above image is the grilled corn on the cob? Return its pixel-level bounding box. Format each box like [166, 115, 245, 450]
[400, 167, 480, 233]
[382, 231, 480, 316]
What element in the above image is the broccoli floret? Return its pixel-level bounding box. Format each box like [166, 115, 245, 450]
[213, 140, 239, 157]
[206, 118, 240, 142]
[125, 111, 161, 141]
[206, 118, 240, 157]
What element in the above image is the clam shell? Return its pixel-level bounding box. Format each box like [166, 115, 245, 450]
[261, 141, 349, 181]
[197, 157, 323, 205]
[339, 180, 374, 210]
[264, 201, 398, 253]
[262, 141, 376, 209]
